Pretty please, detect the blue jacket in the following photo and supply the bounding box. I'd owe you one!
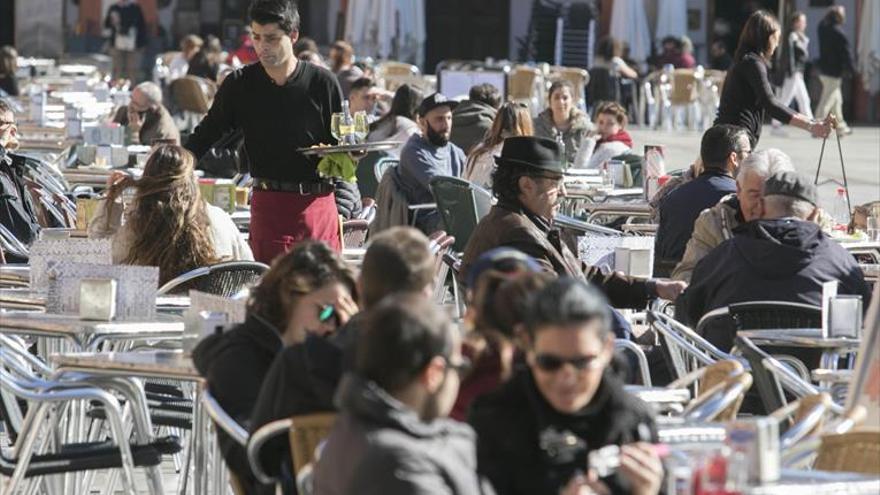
[397,134,465,232]
[654,170,736,273]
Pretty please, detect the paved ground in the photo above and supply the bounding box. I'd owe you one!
[628,125,880,209]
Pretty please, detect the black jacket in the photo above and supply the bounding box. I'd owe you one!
[469,368,656,495]
[715,53,795,146]
[654,169,737,274]
[451,100,497,155]
[0,147,40,261]
[680,218,872,342]
[314,373,492,495]
[818,18,856,78]
[104,2,147,49]
[192,314,283,491]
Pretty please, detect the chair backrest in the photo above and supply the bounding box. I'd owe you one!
[734,334,821,415]
[341,219,369,249]
[682,367,753,422]
[170,76,214,114]
[429,232,456,302]
[288,412,337,476]
[651,311,735,382]
[670,69,698,104]
[374,157,399,184]
[158,260,270,296]
[614,339,652,386]
[377,61,420,79]
[508,66,541,101]
[814,430,880,474]
[429,176,492,252]
[355,151,387,199]
[728,301,821,331]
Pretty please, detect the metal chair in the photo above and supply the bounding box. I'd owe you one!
[669,359,753,422]
[508,65,544,113]
[202,391,249,495]
[429,176,493,252]
[158,260,270,296]
[429,232,457,305]
[650,311,737,383]
[614,339,652,386]
[288,413,337,477]
[769,392,834,451]
[696,301,822,357]
[248,418,293,487]
[373,157,399,184]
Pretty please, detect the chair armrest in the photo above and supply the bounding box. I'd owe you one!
[408,203,437,211]
[248,418,293,485]
[202,391,248,447]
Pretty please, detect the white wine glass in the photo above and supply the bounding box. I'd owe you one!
[330,113,342,142]
[353,111,369,143]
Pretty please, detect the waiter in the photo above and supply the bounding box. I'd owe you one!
[186,0,342,263]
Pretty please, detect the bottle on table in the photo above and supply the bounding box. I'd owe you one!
[832,187,851,230]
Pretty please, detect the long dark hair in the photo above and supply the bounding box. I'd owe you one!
[734,10,781,62]
[370,84,423,134]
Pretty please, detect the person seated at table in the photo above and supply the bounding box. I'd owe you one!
[464,101,533,190]
[87,145,252,284]
[572,101,633,169]
[672,149,795,283]
[187,35,224,82]
[469,278,663,495]
[678,172,871,351]
[0,100,40,260]
[451,83,502,154]
[594,37,639,80]
[248,226,434,488]
[329,40,363,98]
[654,36,695,69]
[167,34,204,80]
[313,294,489,495]
[365,84,422,158]
[451,248,551,420]
[0,46,20,97]
[534,80,591,165]
[192,241,357,492]
[111,81,181,145]
[293,36,319,58]
[461,136,686,310]
[348,77,391,121]
[397,92,466,233]
[653,124,750,277]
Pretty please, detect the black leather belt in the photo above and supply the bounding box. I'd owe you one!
[252,178,335,195]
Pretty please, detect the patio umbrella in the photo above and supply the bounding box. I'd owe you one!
[654,0,688,45]
[857,0,880,93]
[610,0,652,64]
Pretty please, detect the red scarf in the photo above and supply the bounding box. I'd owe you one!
[597,129,633,148]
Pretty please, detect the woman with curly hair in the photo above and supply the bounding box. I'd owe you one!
[88,144,252,284]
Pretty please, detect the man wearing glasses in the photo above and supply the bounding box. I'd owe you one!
[186,0,342,263]
[0,100,40,260]
[461,136,686,310]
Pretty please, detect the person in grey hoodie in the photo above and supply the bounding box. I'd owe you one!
[451,83,502,154]
[313,294,493,495]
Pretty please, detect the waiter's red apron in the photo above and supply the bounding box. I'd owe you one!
[249,189,340,264]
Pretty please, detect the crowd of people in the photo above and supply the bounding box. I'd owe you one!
[0,1,877,494]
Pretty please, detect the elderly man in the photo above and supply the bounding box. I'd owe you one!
[462,136,685,309]
[679,172,871,348]
[653,124,750,276]
[672,149,794,283]
[113,82,180,145]
[397,92,467,233]
[0,100,40,259]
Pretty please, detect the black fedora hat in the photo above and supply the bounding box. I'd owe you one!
[494,136,565,174]
[417,92,459,117]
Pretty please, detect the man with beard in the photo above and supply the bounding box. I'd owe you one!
[398,93,466,233]
[185,0,342,263]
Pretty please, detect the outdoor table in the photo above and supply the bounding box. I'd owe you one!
[656,417,726,445]
[51,351,213,495]
[0,311,183,352]
[738,329,860,371]
[0,289,191,314]
[625,385,690,413]
[744,468,880,495]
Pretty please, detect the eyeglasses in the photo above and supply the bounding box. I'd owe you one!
[533,353,603,372]
[444,356,473,376]
[0,120,14,128]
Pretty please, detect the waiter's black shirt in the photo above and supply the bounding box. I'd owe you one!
[715,52,795,146]
[186,61,342,182]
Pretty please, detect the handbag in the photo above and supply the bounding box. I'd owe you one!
[197,130,243,179]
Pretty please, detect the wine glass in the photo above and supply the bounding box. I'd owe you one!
[330,113,342,142]
[353,111,369,143]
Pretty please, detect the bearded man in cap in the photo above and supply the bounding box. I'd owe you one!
[679,171,871,350]
[397,92,467,233]
[462,136,686,310]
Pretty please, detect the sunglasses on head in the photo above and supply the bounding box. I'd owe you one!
[534,353,602,372]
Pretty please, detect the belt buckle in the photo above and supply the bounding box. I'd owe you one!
[298,183,311,196]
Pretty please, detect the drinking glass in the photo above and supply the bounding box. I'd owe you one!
[353,111,369,142]
[330,113,342,142]
[867,216,880,242]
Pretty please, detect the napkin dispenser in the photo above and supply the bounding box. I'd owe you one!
[614,247,652,278]
[79,278,118,321]
[828,295,862,339]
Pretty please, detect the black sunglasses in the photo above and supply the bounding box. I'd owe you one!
[534,353,602,372]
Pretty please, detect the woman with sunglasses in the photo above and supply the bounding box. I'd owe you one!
[469,278,663,495]
[192,241,357,492]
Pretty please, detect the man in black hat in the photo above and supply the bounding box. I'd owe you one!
[679,171,871,348]
[397,92,467,233]
[462,136,687,309]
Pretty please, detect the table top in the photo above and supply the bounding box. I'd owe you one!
[738,329,861,349]
[51,350,201,381]
[657,417,727,445]
[0,311,184,337]
[298,140,403,155]
[583,201,652,213]
[745,468,880,495]
[0,289,190,312]
[625,385,691,405]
